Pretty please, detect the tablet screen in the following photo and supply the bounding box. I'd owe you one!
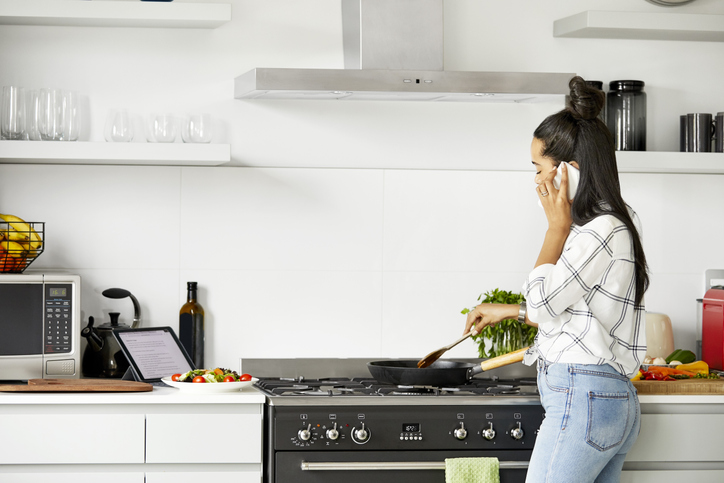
[114,327,194,381]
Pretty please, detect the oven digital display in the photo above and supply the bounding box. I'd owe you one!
[403,423,420,433]
[49,288,67,297]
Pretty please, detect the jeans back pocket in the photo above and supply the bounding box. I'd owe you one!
[586,391,629,451]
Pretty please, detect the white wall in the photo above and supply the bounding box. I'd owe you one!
[1,0,724,368]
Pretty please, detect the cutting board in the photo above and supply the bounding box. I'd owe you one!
[633,378,724,395]
[0,378,152,392]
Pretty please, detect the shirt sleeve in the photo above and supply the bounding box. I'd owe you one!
[523,223,618,323]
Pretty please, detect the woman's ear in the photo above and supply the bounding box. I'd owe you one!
[568,161,580,170]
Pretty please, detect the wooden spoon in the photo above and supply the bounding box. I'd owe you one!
[417,329,478,368]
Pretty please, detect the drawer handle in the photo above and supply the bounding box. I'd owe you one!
[301,461,529,471]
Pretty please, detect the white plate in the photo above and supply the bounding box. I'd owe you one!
[162,377,258,393]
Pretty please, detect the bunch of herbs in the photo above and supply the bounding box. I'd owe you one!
[461,288,537,359]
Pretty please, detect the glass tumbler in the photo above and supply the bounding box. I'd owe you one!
[182,114,214,143]
[25,89,41,141]
[2,86,27,140]
[146,113,178,143]
[606,80,646,151]
[38,88,64,141]
[62,90,81,142]
[104,109,134,142]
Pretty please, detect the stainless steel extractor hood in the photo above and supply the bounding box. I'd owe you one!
[234,0,574,102]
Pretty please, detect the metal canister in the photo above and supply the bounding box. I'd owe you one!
[607,80,646,151]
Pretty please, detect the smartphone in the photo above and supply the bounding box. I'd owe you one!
[552,162,580,199]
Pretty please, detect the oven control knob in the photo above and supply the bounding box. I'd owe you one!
[453,422,468,440]
[510,422,524,440]
[298,424,312,441]
[326,423,339,441]
[482,422,496,441]
[352,423,370,444]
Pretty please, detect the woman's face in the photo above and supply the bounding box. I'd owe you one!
[530,137,558,186]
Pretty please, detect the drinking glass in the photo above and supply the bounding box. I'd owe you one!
[2,86,26,140]
[25,89,41,141]
[104,109,134,142]
[146,113,178,143]
[182,114,214,143]
[38,88,64,141]
[62,90,81,142]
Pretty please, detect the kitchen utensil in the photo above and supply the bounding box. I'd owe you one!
[1,86,26,140]
[417,329,478,368]
[715,112,723,153]
[0,378,152,392]
[632,378,724,395]
[369,346,529,386]
[687,113,714,152]
[104,109,134,142]
[102,287,141,328]
[182,113,214,143]
[80,313,132,378]
[644,312,674,359]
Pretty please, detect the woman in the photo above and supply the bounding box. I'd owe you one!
[464,76,648,483]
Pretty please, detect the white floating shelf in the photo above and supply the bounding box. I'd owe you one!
[554,11,724,42]
[616,151,724,174]
[0,0,231,29]
[0,141,230,166]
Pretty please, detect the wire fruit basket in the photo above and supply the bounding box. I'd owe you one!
[0,221,44,273]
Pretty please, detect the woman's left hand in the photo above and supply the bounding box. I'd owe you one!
[537,163,573,233]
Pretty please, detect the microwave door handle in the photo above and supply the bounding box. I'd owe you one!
[300,461,529,471]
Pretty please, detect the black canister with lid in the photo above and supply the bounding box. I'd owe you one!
[607,80,646,151]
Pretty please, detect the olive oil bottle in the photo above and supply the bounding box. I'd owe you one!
[179,281,204,368]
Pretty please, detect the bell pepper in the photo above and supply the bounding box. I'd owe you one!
[646,366,696,378]
[675,360,709,375]
[631,370,643,381]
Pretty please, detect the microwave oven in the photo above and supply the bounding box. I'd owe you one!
[0,273,81,381]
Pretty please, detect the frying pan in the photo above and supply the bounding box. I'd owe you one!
[367,346,529,386]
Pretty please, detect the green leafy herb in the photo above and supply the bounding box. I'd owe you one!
[461,288,537,359]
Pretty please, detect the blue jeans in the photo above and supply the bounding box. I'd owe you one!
[526,362,641,483]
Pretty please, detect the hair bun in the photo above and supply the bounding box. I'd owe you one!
[566,76,604,121]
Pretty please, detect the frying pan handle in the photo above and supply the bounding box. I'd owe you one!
[468,346,530,377]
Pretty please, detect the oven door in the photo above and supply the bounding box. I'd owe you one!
[276,450,531,483]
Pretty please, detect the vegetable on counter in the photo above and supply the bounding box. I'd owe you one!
[172,368,252,383]
[665,349,696,365]
[675,360,709,375]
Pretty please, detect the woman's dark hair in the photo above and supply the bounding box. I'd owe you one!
[533,76,649,306]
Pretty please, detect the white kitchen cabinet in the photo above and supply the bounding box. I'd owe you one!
[0,0,231,29]
[0,388,265,481]
[554,11,724,42]
[0,413,145,464]
[0,473,144,483]
[621,470,724,483]
[146,411,263,463]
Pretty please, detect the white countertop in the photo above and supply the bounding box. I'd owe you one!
[639,394,724,405]
[0,385,266,405]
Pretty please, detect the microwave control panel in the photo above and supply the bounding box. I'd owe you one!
[44,284,73,354]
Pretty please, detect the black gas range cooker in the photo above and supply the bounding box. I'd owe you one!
[243,358,544,483]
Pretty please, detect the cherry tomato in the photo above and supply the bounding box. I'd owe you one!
[223,375,236,383]
[239,373,252,381]
[192,376,206,383]
[171,374,182,382]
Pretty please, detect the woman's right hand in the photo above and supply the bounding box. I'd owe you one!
[464,303,520,335]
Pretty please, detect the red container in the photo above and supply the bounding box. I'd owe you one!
[702,287,724,370]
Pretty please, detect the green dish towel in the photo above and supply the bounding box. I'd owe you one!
[445,457,500,483]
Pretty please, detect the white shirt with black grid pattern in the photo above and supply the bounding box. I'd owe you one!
[521,213,646,378]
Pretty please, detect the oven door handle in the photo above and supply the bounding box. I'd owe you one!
[301,461,529,471]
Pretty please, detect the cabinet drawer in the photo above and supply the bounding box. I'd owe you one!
[0,473,144,483]
[0,414,145,464]
[145,413,262,463]
[146,470,261,483]
[626,414,724,462]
